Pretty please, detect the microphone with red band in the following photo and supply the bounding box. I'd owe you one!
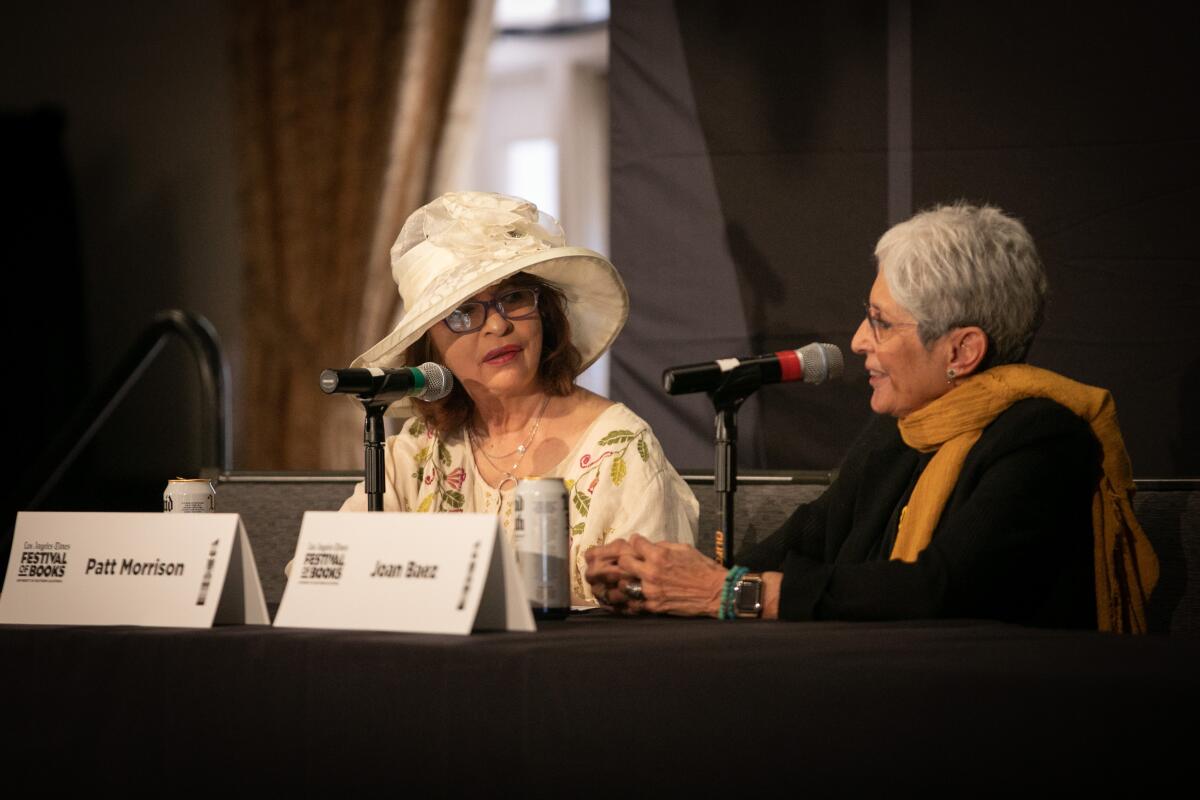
[662,342,844,395]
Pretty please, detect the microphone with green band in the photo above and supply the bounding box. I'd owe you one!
[319,362,454,402]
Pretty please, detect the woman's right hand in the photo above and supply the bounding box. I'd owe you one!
[585,538,642,612]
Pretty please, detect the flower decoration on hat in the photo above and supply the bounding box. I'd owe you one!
[421,191,565,264]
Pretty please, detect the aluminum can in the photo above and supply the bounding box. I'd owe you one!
[163,478,216,513]
[514,477,570,619]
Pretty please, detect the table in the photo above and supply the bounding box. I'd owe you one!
[3,613,1197,792]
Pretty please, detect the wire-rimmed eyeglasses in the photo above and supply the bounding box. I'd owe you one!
[863,302,917,344]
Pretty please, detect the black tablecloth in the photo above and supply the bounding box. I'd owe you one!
[3,614,1198,792]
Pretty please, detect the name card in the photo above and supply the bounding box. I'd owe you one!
[0,512,269,628]
[273,511,534,635]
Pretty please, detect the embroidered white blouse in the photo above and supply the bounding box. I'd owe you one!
[341,403,699,604]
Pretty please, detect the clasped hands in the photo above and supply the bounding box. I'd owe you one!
[584,533,728,617]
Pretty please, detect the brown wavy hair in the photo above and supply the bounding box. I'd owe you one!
[407,272,582,435]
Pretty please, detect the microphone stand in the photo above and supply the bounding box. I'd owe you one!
[708,367,764,566]
[328,368,451,511]
[351,389,413,512]
[362,399,390,512]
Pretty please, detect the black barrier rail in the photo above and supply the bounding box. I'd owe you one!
[15,310,230,510]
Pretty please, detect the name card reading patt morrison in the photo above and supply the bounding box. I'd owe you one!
[0,512,269,628]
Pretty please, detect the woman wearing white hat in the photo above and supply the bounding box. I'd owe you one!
[342,191,698,604]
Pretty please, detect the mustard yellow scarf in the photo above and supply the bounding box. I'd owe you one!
[893,364,1158,633]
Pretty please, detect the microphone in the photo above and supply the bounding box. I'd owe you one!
[662,342,844,395]
[320,362,455,402]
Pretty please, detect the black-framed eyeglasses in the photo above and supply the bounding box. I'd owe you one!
[443,287,541,334]
[863,302,917,344]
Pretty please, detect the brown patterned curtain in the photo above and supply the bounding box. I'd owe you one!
[231,0,475,470]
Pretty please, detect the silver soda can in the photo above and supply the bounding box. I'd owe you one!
[163,478,216,513]
[514,477,570,619]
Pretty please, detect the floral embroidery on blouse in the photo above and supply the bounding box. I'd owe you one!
[564,428,649,537]
[408,418,466,512]
[351,405,696,606]
[403,419,660,550]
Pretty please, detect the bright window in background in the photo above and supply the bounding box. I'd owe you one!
[464,2,610,395]
[495,0,608,28]
[505,138,559,219]
[495,0,557,26]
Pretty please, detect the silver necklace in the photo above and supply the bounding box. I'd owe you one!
[471,394,551,459]
[469,395,551,490]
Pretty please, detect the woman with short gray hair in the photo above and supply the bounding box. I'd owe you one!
[587,203,1159,633]
[876,202,1047,367]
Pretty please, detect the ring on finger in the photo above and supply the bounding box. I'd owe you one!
[625,579,644,601]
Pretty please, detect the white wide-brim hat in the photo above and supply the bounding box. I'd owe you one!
[353,192,629,406]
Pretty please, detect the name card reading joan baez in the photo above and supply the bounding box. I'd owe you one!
[0,512,269,627]
[274,511,534,635]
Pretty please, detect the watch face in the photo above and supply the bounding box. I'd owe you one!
[735,577,763,615]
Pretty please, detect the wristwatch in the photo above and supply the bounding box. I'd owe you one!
[732,572,764,618]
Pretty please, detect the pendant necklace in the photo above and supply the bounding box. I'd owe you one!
[470,394,552,494]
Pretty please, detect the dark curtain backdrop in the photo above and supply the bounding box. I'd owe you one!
[610,0,1200,477]
[1,109,88,582]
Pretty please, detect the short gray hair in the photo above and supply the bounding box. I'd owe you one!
[875,202,1047,366]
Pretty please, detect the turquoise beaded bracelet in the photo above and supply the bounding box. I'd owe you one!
[720,566,749,620]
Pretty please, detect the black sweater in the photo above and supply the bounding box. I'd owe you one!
[738,398,1101,628]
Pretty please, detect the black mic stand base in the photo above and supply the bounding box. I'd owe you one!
[362,401,388,512]
[708,368,763,567]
